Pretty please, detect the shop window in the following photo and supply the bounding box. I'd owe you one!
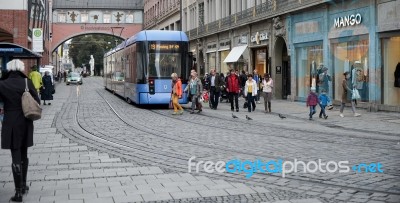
[207,52,216,73]
[382,37,400,106]
[333,39,369,102]
[296,44,323,98]
[220,51,230,75]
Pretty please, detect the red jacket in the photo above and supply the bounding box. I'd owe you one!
[226,74,240,93]
[306,92,319,106]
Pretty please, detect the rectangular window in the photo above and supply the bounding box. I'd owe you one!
[296,44,323,99]
[126,14,134,23]
[58,13,66,23]
[332,39,369,102]
[147,42,182,78]
[207,52,216,73]
[103,14,111,23]
[81,13,88,23]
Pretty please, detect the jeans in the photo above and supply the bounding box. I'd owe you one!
[209,87,220,109]
[190,95,199,111]
[319,104,326,117]
[309,105,316,118]
[247,93,256,112]
[228,92,239,110]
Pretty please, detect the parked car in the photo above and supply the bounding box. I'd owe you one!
[66,72,83,85]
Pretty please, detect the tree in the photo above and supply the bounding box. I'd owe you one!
[69,35,123,76]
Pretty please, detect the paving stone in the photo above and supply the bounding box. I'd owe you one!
[198,189,229,197]
[113,194,143,203]
[141,192,173,201]
[170,191,201,199]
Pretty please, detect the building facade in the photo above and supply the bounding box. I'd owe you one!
[144,0,181,30]
[0,0,50,71]
[183,0,400,111]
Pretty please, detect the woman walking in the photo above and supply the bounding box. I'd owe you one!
[0,59,40,202]
[41,71,53,105]
[244,74,257,112]
[171,73,183,115]
[340,71,361,117]
[261,73,273,113]
[185,72,203,114]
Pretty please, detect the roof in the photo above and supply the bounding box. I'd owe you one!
[125,30,189,47]
[53,0,143,10]
[0,42,42,59]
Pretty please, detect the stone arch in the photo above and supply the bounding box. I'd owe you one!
[273,36,290,99]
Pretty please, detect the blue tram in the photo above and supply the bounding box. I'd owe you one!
[104,30,191,105]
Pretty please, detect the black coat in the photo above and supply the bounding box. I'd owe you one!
[41,75,53,100]
[0,71,40,149]
[207,73,224,92]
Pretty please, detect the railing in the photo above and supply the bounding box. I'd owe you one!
[186,0,323,39]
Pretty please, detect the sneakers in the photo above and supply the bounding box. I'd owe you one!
[172,112,178,115]
[354,113,361,117]
[324,115,328,119]
[339,114,344,118]
[179,110,184,115]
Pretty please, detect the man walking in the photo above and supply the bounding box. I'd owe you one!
[207,69,223,109]
[226,69,241,112]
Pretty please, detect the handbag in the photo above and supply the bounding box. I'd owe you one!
[351,88,361,100]
[51,86,55,94]
[22,78,42,121]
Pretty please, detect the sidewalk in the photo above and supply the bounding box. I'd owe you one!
[183,97,400,138]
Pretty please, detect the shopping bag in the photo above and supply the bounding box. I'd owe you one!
[351,88,361,100]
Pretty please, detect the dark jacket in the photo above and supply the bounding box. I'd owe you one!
[207,73,224,92]
[0,71,40,149]
[306,92,319,106]
[41,75,54,101]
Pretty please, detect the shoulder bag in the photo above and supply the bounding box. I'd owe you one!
[22,78,42,120]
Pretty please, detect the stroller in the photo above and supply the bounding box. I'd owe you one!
[219,84,229,103]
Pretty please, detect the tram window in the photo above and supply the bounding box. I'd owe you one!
[148,53,181,78]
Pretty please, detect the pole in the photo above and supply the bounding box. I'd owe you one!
[179,0,182,31]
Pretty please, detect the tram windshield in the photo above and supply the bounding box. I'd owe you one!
[147,41,182,78]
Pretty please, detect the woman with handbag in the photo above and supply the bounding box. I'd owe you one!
[41,71,53,105]
[185,72,203,114]
[340,71,361,118]
[0,59,40,202]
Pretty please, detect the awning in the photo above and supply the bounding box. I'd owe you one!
[223,45,247,63]
[0,42,42,59]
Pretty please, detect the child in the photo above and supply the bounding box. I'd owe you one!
[306,88,319,120]
[318,89,330,119]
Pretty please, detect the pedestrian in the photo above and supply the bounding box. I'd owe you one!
[318,67,333,110]
[185,72,203,114]
[41,71,54,105]
[207,69,223,110]
[63,71,67,82]
[340,71,361,117]
[171,73,183,115]
[226,69,241,112]
[0,59,40,202]
[262,73,273,113]
[318,89,330,119]
[306,88,319,120]
[253,69,261,104]
[244,74,257,112]
[28,65,42,94]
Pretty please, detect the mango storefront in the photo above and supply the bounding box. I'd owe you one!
[289,1,399,111]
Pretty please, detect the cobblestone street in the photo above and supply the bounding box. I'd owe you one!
[1,77,399,203]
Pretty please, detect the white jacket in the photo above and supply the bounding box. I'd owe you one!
[262,79,273,93]
[244,79,258,96]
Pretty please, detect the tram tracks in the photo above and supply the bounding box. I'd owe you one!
[56,83,400,198]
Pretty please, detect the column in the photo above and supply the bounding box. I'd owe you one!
[204,0,208,24]
[216,0,221,20]
[231,0,236,15]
